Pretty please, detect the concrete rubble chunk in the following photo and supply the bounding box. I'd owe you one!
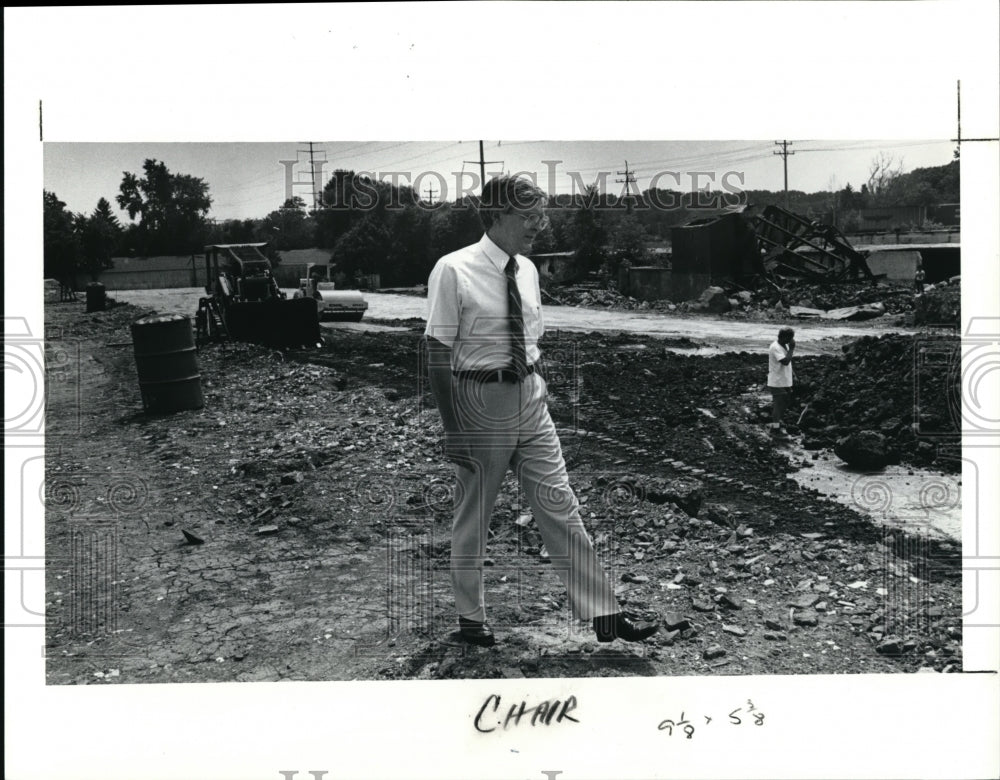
[696,286,732,314]
[663,612,691,631]
[703,502,733,527]
[793,609,819,627]
[876,636,904,655]
[703,644,726,660]
[641,476,704,517]
[834,430,889,470]
[790,593,821,609]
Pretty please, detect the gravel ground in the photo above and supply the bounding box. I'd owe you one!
[43,298,963,684]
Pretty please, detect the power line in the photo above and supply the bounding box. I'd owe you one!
[375,141,463,171]
[561,143,775,175]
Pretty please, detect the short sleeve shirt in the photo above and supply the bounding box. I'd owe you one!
[767,340,793,387]
[425,234,544,371]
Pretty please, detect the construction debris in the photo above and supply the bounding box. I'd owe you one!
[790,302,885,321]
[751,205,875,283]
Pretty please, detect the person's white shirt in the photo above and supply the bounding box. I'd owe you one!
[425,233,543,371]
[767,340,793,387]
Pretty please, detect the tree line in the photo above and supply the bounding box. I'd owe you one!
[44,156,959,289]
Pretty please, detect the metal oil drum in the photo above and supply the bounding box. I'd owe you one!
[86,282,106,312]
[131,314,204,413]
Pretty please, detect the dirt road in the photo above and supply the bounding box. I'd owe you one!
[111,288,917,355]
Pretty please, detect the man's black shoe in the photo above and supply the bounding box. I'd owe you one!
[458,617,496,647]
[593,613,660,643]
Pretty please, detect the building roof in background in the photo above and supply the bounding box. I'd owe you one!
[677,205,748,227]
[531,251,576,258]
[279,248,335,266]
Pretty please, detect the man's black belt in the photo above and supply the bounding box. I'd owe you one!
[453,365,535,383]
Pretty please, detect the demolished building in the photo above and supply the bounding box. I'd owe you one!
[620,204,960,303]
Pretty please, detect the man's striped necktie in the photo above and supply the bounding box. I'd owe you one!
[504,256,529,379]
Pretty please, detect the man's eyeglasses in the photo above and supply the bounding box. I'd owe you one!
[517,213,550,229]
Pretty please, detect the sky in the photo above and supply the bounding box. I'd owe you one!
[44,139,956,222]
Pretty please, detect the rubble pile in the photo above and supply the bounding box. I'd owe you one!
[676,280,923,321]
[795,334,960,471]
[546,285,644,310]
[551,277,941,324]
[913,286,961,326]
[48,299,152,338]
[774,280,919,314]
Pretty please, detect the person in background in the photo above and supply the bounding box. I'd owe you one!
[914,260,926,294]
[767,327,795,437]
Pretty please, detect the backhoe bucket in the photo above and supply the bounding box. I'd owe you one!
[226,297,320,348]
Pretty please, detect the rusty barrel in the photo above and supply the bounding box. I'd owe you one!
[131,314,204,413]
[85,282,106,312]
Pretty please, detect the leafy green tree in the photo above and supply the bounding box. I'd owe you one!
[314,170,367,248]
[384,206,434,286]
[428,199,483,263]
[569,184,607,274]
[607,214,649,269]
[78,198,121,280]
[43,191,83,287]
[262,196,316,250]
[529,224,557,254]
[332,215,392,285]
[117,159,212,254]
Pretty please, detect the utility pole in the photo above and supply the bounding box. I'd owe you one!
[464,140,502,190]
[949,80,998,158]
[616,160,637,213]
[774,140,794,209]
[298,141,327,211]
[424,182,437,205]
[955,80,961,159]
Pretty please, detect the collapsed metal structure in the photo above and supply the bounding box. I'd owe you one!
[750,205,876,283]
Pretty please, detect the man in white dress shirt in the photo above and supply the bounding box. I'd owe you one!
[424,175,659,647]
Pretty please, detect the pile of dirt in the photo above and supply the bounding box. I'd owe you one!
[794,333,960,471]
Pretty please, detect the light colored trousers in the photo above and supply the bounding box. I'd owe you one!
[450,371,617,623]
